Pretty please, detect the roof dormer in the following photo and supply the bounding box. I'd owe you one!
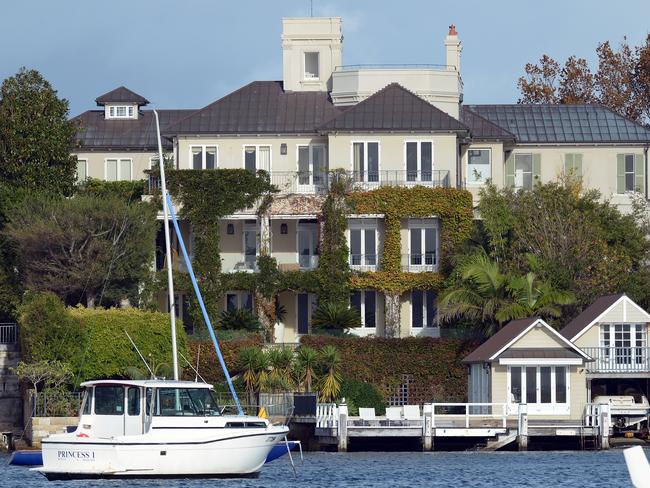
[95,86,149,120]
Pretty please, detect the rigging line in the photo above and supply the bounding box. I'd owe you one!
[125,329,155,379]
[164,191,244,416]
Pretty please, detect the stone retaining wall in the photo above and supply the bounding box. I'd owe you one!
[29,417,78,448]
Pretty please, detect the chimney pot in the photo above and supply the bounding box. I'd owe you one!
[448,24,457,36]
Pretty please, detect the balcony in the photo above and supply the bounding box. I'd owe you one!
[346,170,450,190]
[582,347,650,374]
[350,254,380,272]
[401,253,438,272]
[270,171,329,194]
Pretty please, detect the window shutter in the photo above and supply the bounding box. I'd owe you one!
[617,154,625,194]
[532,153,541,184]
[505,153,515,187]
[564,154,574,174]
[635,154,645,193]
[574,154,582,177]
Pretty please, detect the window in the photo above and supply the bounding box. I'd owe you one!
[508,366,569,407]
[107,105,135,119]
[467,149,491,185]
[127,387,140,416]
[506,153,540,189]
[190,145,218,170]
[81,389,92,415]
[406,141,433,182]
[351,290,376,328]
[297,220,319,269]
[94,386,124,415]
[601,323,647,366]
[411,290,437,328]
[352,142,379,183]
[564,153,582,179]
[304,52,320,79]
[349,219,377,269]
[153,388,221,416]
[298,144,327,187]
[408,219,438,271]
[242,220,258,270]
[226,291,253,312]
[76,159,88,181]
[105,158,132,181]
[617,154,644,193]
[297,293,317,335]
[244,145,271,173]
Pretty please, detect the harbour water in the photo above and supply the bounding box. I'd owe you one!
[1,450,639,487]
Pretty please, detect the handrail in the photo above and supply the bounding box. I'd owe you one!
[335,63,454,71]
[582,347,650,372]
[0,323,17,344]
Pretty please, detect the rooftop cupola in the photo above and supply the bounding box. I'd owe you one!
[95,86,149,120]
[444,24,462,73]
[281,17,343,92]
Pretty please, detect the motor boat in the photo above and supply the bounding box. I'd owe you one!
[624,446,650,488]
[34,111,290,479]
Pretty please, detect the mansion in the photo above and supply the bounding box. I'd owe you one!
[71,17,650,343]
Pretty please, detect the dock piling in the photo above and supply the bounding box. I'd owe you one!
[422,403,433,451]
[599,404,610,450]
[517,403,528,451]
[338,402,348,452]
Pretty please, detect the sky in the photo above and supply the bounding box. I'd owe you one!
[2,0,650,116]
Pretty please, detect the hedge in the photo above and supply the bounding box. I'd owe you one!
[300,336,477,404]
[19,292,188,383]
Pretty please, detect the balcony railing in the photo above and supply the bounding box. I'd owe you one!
[270,171,329,194]
[347,170,450,190]
[401,253,438,272]
[299,255,319,269]
[349,254,380,272]
[582,347,650,373]
[0,323,17,344]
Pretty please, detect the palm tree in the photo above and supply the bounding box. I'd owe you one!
[237,347,268,406]
[311,302,361,335]
[318,346,342,403]
[266,347,295,392]
[499,272,575,323]
[294,346,319,393]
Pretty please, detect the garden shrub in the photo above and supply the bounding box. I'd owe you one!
[340,378,385,416]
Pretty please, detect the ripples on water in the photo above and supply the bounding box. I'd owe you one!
[1,450,637,488]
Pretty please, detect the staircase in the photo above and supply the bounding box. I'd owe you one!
[0,340,22,435]
[483,431,518,451]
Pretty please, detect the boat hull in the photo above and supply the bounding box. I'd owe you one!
[36,425,289,479]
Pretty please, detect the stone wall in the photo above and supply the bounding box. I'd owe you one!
[0,344,22,434]
[28,417,78,448]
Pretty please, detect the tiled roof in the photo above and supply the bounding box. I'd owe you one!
[465,104,650,144]
[560,293,625,340]
[319,83,469,133]
[460,106,515,141]
[73,109,195,151]
[95,86,150,105]
[498,348,582,359]
[166,81,341,135]
[462,317,540,363]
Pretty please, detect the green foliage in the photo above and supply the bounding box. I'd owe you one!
[0,68,77,196]
[340,378,386,416]
[18,293,84,370]
[3,192,158,307]
[220,308,261,331]
[317,345,342,402]
[311,302,361,334]
[12,359,73,392]
[478,181,650,314]
[185,336,263,385]
[295,346,319,393]
[301,336,477,404]
[267,348,295,392]
[75,178,147,202]
[237,346,269,404]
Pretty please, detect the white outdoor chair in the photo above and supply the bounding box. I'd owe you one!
[402,405,421,424]
[358,407,377,426]
[385,407,403,426]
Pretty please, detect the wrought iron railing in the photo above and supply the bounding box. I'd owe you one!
[0,323,17,344]
[346,170,451,189]
[349,254,380,271]
[401,253,438,272]
[270,171,329,194]
[582,347,650,373]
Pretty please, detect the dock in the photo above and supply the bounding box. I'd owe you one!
[313,402,612,451]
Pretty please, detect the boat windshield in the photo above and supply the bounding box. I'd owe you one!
[153,388,221,416]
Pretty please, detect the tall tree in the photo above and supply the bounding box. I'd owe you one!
[558,56,595,104]
[595,39,638,120]
[517,55,560,103]
[3,193,158,307]
[0,68,77,195]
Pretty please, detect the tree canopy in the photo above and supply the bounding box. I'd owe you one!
[517,35,650,124]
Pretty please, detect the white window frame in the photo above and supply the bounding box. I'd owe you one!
[506,365,570,415]
[404,140,435,183]
[189,145,219,170]
[104,158,132,181]
[242,145,272,172]
[242,220,259,272]
[225,291,254,311]
[296,293,317,336]
[348,219,378,270]
[106,104,136,119]
[410,289,438,330]
[296,143,327,189]
[303,51,320,80]
[296,221,319,269]
[623,154,636,193]
[76,159,88,182]
[514,153,533,190]
[407,218,439,272]
[350,289,378,329]
[600,323,647,367]
[466,148,492,186]
[350,141,381,184]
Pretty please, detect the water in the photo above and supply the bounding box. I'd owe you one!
[1,450,636,488]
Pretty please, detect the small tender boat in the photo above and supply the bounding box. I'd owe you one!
[624,446,650,488]
[9,450,43,466]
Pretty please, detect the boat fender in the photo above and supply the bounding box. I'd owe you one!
[76,432,89,438]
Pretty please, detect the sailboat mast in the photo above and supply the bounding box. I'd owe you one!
[154,110,180,381]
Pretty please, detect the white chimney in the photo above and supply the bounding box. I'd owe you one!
[444,24,462,73]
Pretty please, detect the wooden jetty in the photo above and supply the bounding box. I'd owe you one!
[314,402,611,451]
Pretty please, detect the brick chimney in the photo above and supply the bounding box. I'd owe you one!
[444,24,462,73]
